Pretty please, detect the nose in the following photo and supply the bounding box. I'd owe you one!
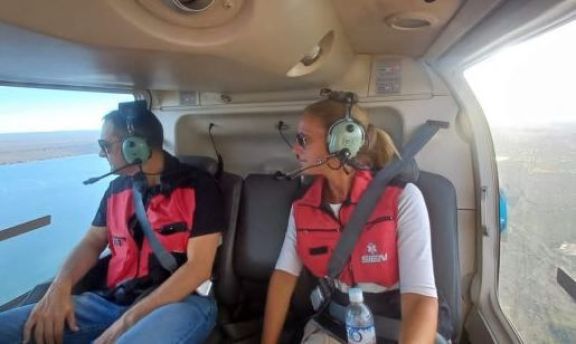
[292,142,303,156]
[98,148,107,158]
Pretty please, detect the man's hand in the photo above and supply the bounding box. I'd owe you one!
[93,315,132,344]
[21,226,107,344]
[22,283,79,344]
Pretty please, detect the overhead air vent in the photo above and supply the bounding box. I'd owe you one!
[300,45,322,67]
[385,12,436,31]
[169,0,216,13]
[287,31,334,78]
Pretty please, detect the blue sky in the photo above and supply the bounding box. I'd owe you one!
[0,87,133,134]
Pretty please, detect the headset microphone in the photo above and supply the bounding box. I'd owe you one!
[274,153,339,180]
[83,162,140,185]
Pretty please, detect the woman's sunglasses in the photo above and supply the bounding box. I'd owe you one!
[296,132,309,148]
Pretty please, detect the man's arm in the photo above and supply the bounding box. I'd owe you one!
[399,293,438,344]
[94,231,221,344]
[23,225,108,344]
[52,225,109,290]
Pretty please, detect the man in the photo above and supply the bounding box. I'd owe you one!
[0,102,224,343]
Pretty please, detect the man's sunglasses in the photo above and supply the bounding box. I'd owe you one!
[98,139,121,153]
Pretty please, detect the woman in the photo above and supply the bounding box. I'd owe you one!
[262,98,440,344]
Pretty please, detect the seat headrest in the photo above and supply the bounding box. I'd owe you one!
[236,174,301,281]
[178,155,219,176]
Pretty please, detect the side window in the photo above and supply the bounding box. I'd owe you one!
[465,21,576,342]
[0,86,133,306]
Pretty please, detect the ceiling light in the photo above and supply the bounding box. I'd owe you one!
[385,13,436,30]
[170,0,215,13]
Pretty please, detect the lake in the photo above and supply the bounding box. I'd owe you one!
[0,154,109,305]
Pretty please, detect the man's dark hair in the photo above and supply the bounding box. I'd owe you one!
[103,108,164,150]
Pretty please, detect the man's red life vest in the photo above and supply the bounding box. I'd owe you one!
[105,187,195,288]
[294,170,403,287]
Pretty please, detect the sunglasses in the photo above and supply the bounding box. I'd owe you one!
[296,132,309,148]
[98,139,121,154]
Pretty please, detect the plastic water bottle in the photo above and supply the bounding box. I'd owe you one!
[345,287,376,344]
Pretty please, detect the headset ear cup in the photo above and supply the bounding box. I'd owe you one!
[327,130,337,155]
[122,136,151,164]
[326,119,365,158]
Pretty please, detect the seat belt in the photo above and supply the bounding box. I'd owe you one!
[318,120,449,343]
[132,184,178,272]
[132,184,214,297]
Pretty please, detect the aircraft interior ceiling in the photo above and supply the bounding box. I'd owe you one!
[0,0,498,92]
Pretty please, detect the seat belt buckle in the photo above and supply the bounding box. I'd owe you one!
[195,279,213,297]
[310,277,335,311]
[310,286,325,311]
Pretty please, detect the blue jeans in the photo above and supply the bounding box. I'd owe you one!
[0,292,217,344]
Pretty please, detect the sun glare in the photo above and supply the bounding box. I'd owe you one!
[465,20,576,127]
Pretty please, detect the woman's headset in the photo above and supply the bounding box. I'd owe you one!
[118,101,152,165]
[323,89,366,159]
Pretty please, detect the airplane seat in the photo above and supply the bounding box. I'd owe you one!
[178,155,221,176]
[234,175,300,310]
[414,171,461,341]
[211,173,304,343]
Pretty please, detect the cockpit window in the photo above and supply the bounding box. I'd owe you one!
[465,19,576,343]
[0,86,133,306]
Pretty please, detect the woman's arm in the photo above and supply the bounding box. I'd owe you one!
[262,207,302,344]
[262,269,299,344]
[396,184,440,343]
[400,293,438,344]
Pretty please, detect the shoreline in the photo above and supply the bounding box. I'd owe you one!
[0,130,100,165]
[0,150,98,165]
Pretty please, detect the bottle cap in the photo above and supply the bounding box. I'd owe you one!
[348,287,364,303]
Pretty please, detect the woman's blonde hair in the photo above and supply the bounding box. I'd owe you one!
[304,99,399,169]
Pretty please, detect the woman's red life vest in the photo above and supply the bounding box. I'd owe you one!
[294,170,403,287]
[105,187,195,288]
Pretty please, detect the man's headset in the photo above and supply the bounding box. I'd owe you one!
[119,100,152,165]
[83,100,152,185]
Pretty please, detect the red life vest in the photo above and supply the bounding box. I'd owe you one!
[294,170,403,287]
[105,187,195,288]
